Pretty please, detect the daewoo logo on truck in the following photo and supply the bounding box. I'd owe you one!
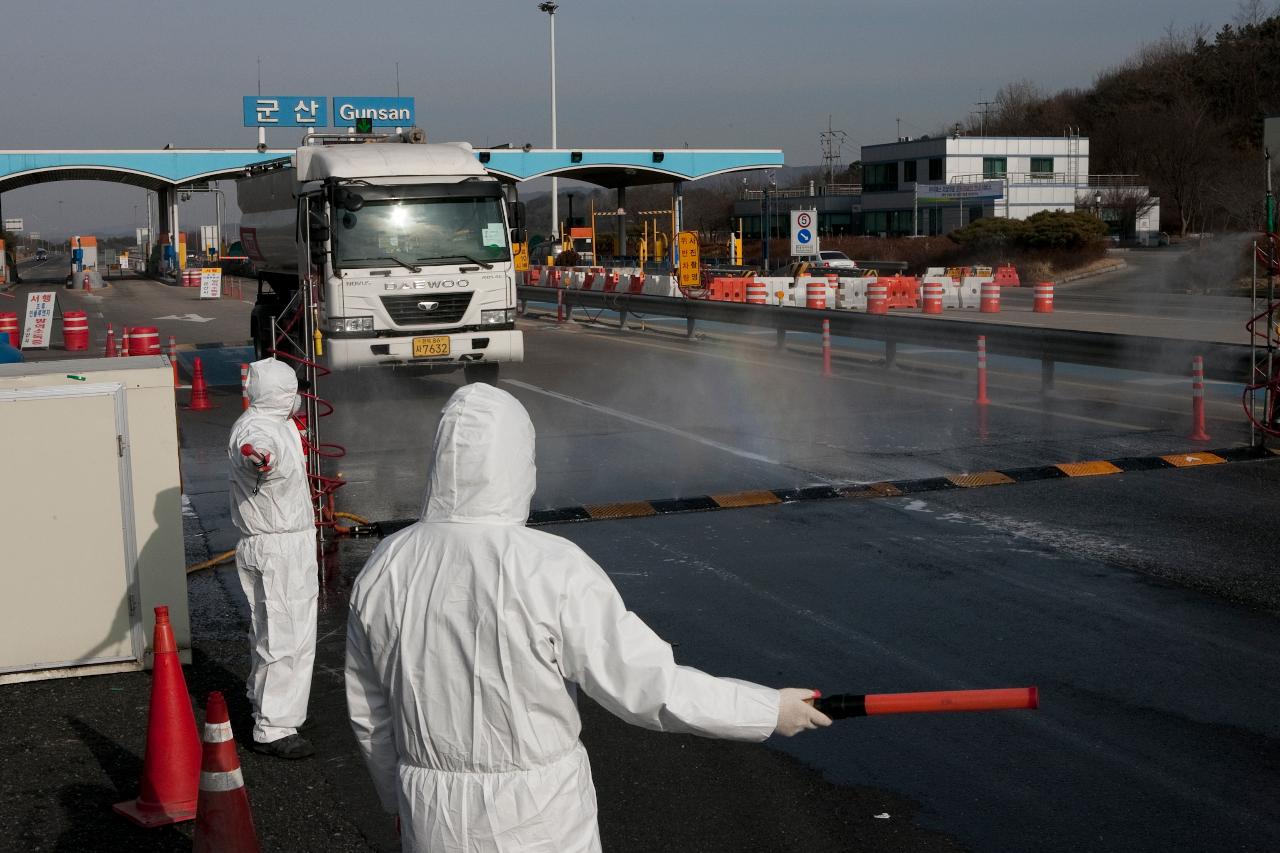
[382,280,470,290]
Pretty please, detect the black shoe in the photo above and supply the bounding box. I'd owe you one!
[249,734,315,759]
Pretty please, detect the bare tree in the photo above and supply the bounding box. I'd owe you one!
[1081,187,1159,239]
[1234,0,1274,28]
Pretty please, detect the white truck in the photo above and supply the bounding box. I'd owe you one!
[238,131,525,383]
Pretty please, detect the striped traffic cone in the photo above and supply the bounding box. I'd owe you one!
[186,357,215,411]
[1190,355,1210,441]
[112,606,201,827]
[104,324,117,358]
[976,335,990,405]
[240,363,250,410]
[168,336,179,387]
[193,692,261,853]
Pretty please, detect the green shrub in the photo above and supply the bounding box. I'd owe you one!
[1022,211,1109,249]
[948,217,1030,250]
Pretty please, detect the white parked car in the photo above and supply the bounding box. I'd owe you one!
[814,250,857,269]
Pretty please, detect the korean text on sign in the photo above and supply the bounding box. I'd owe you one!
[21,291,56,349]
[242,96,329,128]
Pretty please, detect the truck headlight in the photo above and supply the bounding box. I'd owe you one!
[481,309,516,324]
[329,317,374,333]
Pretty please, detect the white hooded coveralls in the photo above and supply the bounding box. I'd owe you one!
[228,358,318,744]
[345,383,780,852]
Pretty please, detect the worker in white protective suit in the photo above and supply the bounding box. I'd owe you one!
[346,383,830,852]
[228,358,318,759]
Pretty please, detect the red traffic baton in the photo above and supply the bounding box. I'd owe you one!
[239,444,267,466]
[813,687,1038,719]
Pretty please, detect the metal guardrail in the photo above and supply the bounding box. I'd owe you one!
[517,286,1251,383]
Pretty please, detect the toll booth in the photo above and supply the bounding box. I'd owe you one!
[0,357,189,682]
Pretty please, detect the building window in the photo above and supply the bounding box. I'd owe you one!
[968,205,984,223]
[903,160,917,183]
[982,157,1007,179]
[1030,156,1054,178]
[863,162,899,192]
[928,158,943,181]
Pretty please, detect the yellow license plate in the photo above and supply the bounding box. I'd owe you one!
[412,336,451,357]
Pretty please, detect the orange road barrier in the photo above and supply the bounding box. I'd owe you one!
[0,312,17,348]
[994,264,1021,287]
[813,687,1038,719]
[746,280,768,305]
[805,278,826,309]
[867,281,888,315]
[1190,355,1210,441]
[113,606,201,827]
[980,281,1001,313]
[922,279,944,314]
[882,275,920,309]
[1034,281,1054,313]
[193,692,262,853]
[977,335,990,405]
[62,310,89,351]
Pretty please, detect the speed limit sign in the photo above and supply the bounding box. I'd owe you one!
[790,209,818,257]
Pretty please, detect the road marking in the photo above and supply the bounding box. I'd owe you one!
[1160,452,1226,468]
[503,378,794,470]
[155,313,216,323]
[563,326,1154,432]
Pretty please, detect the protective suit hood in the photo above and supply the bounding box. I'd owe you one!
[421,383,535,524]
[245,358,298,421]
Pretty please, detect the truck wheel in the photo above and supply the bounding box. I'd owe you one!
[464,363,499,385]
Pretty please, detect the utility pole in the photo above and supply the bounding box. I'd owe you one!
[819,115,848,187]
[538,2,560,241]
[974,99,995,136]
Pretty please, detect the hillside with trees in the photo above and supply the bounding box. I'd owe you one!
[956,2,1280,235]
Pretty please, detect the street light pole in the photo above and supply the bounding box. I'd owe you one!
[538,2,560,242]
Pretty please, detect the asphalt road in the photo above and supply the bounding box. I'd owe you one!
[2,266,1278,851]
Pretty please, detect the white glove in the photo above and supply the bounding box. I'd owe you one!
[774,688,832,736]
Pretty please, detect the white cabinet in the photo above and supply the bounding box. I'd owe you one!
[0,356,189,681]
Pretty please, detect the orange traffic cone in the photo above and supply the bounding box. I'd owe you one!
[193,692,261,853]
[113,606,201,827]
[240,363,250,411]
[121,326,131,357]
[104,324,117,358]
[186,357,215,411]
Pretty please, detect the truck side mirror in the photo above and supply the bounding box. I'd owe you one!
[510,227,527,245]
[508,201,526,229]
[307,213,331,244]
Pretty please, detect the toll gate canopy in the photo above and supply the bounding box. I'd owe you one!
[0,147,784,193]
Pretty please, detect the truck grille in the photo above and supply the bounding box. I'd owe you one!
[380,292,474,326]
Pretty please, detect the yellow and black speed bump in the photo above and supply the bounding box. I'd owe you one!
[357,445,1273,536]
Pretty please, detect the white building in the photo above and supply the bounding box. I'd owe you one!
[859,134,1159,242]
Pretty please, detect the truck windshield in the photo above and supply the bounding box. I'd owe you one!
[335,196,510,269]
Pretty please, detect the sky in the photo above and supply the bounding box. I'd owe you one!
[0,0,1240,238]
